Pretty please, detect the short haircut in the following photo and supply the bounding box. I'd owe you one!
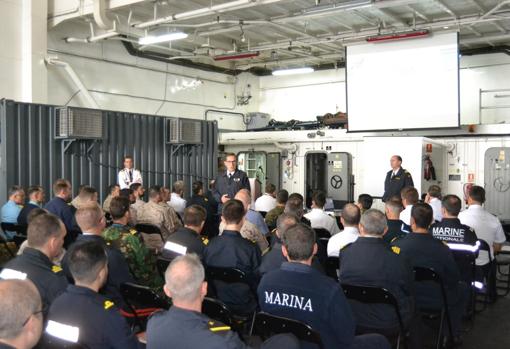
[27,185,43,197]
[312,190,326,208]
[360,209,387,236]
[27,213,63,248]
[67,240,108,284]
[130,183,142,192]
[119,188,133,198]
[288,193,304,203]
[172,181,184,194]
[108,184,120,194]
[276,213,299,238]
[75,204,103,232]
[276,189,289,204]
[53,179,71,195]
[27,208,47,225]
[123,155,133,162]
[428,185,441,199]
[385,197,403,215]
[8,185,24,197]
[342,203,361,226]
[165,254,204,302]
[0,279,41,339]
[411,203,433,229]
[78,186,97,201]
[109,196,131,220]
[284,196,304,217]
[357,194,373,210]
[148,186,161,199]
[469,185,485,204]
[192,181,203,196]
[224,153,236,160]
[265,183,276,194]
[394,155,403,162]
[442,195,462,216]
[282,223,316,261]
[401,187,419,204]
[183,205,206,227]
[222,199,245,225]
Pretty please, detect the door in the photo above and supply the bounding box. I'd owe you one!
[327,152,353,209]
[266,152,281,191]
[484,147,510,221]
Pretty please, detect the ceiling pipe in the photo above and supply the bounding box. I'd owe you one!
[93,0,114,30]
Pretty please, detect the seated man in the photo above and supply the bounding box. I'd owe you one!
[327,204,360,257]
[0,279,44,349]
[425,185,442,222]
[255,183,277,213]
[383,196,410,244]
[102,184,120,214]
[18,186,45,228]
[339,209,414,333]
[393,203,467,342]
[265,189,288,231]
[356,194,373,214]
[238,189,270,236]
[47,241,141,348]
[130,183,145,211]
[304,190,340,235]
[204,199,261,315]
[71,186,98,210]
[1,185,25,239]
[187,181,218,239]
[102,197,158,287]
[163,205,209,260]
[1,213,68,312]
[399,187,419,226]
[147,254,299,349]
[284,194,311,227]
[168,181,187,216]
[258,223,389,349]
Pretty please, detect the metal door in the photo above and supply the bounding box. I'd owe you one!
[327,152,353,209]
[484,147,510,221]
[266,152,281,191]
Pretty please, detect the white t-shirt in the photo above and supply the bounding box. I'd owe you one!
[168,192,186,215]
[254,194,277,212]
[429,197,443,222]
[458,204,506,266]
[400,205,413,226]
[327,227,360,257]
[304,208,341,235]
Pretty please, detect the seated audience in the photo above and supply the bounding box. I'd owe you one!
[120,188,138,225]
[102,184,120,214]
[356,194,373,214]
[168,181,187,216]
[18,186,45,228]
[159,185,184,227]
[1,185,25,239]
[400,187,419,226]
[255,183,277,213]
[304,190,340,235]
[327,204,360,257]
[238,189,269,235]
[425,185,443,222]
[0,279,43,349]
[383,196,410,243]
[47,241,141,348]
[265,189,288,230]
[204,199,261,315]
[284,194,311,226]
[16,208,51,258]
[1,213,68,312]
[147,254,299,349]
[130,183,145,211]
[71,186,98,210]
[187,180,218,239]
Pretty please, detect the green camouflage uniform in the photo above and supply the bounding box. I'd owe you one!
[102,223,162,288]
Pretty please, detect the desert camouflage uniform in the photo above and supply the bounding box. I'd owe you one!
[219,220,269,254]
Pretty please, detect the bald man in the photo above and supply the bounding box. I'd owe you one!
[383,155,414,202]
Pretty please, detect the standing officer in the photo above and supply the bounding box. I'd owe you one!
[213,153,250,211]
[383,155,414,202]
[118,156,143,190]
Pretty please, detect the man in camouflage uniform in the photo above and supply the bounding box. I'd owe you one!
[102,196,161,287]
[265,189,289,231]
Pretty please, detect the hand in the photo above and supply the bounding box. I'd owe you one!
[221,194,230,203]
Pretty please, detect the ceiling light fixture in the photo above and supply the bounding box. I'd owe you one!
[272,67,314,76]
[139,32,188,45]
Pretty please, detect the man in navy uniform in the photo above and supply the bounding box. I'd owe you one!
[46,240,141,348]
[204,199,261,315]
[430,195,478,284]
[187,181,217,238]
[258,223,390,349]
[213,153,250,211]
[383,196,410,244]
[147,254,299,349]
[392,203,467,344]
[0,213,68,313]
[383,155,414,202]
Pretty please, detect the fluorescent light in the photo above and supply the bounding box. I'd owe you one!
[272,67,314,76]
[139,32,188,45]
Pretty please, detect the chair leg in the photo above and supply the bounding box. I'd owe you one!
[436,311,444,349]
[396,332,401,349]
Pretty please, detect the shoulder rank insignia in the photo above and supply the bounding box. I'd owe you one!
[129,229,137,235]
[52,265,63,273]
[208,321,230,333]
[391,246,401,255]
[204,198,209,202]
[201,237,209,245]
[104,300,114,310]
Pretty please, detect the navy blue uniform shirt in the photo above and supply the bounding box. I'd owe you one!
[164,226,206,259]
[213,170,250,209]
[17,202,39,227]
[383,219,410,244]
[258,261,355,349]
[383,168,414,202]
[44,197,81,246]
[47,285,140,349]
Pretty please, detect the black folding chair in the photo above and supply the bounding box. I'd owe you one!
[496,248,510,296]
[325,256,340,281]
[313,228,331,239]
[202,297,234,327]
[448,245,478,318]
[475,239,496,309]
[341,284,406,349]
[413,267,453,349]
[135,223,164,240]
[259,211,268,218]
[156,257,172,278]
[0,234,16,258]
[1,222,27,247]
[250,312,324,349]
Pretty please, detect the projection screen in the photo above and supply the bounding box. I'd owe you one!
[346,32,459,132]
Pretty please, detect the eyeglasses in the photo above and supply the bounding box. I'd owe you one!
[22,307,45,327]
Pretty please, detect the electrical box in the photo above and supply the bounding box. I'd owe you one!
[167,118,202,144]
[246,112,271,130]
[484,147,510,221]
[55,107,104,139]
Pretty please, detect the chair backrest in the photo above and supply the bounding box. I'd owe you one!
[251,312,324,349]
[156,257,172,278]
[135,224,163,237]
[120,282,170,310]
[202,297,234,327]
[259,211,267,218]
[39,333,88,349]
[205,266,249,284]
[325,256,339,281]
[314,228,331,239]
[1,222,25,235]
[477,239,493,263]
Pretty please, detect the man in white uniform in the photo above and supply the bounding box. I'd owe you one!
[425,185,442,222]
[327,203,361,257]
[304,190,340,236]
[255,183,277,213]
[118,156,142,190]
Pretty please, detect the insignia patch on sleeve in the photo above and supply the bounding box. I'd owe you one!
[391,246,401,255]
[104,300,114,310]
[52,265,63,273]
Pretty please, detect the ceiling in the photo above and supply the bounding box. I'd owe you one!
[48,0,510,73]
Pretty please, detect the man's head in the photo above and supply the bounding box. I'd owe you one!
[357,194,373,212]
[75,203,105,234]
[77,186,98,204]
[130,183,144,199]
[234,189,251,211]
[276,213,299,239]
[108,184,120,198]
[163,254,207,308]
[8,185,25,205]
[27,214,66,260]
[390,155,403,170]
[26,208,47,225]
[123,156,133,169]
[427,185,441,200]
[341,203,361,228]
[26,186,44,205]
[468,185,485,205]
[385,196,403,220]
[221,199,245,227]
[148,186,162,203]
[160,186,171,202]
[0,280,43,349]
[276,189,289,206]
[109,197,131,222]
[441,195,462,218]
[284,194,304,218]
[192,181,204,196]
[401,187,419,207]
[223,153,237,173]
[172,181,185,197]
[119,188,135,204]
[183,205,206,233]
[53,179,72,201]
[265,183,276,196]
[282,224,317,263]
[359,209,387,237]
[411,203,433,231]
[311,190,326,209]
[67,240,108,289]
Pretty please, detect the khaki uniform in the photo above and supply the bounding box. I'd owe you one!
[136,201,182,250]
[102,194,113,213]
[219,220,269,254]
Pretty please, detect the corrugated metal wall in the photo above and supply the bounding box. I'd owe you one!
[0,100,218,205]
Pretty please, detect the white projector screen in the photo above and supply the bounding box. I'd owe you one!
[346,32,459,131]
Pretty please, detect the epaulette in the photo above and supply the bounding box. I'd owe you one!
[340,242,354,251]
[52,265,63,273]
[129,229,138,236]
[208,320,231,334]
[391,246,401,255]
[104,300,115,310]
[204,198,209,202]
[201,236,209,245]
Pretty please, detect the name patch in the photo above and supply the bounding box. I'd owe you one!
[264,291,313,312]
